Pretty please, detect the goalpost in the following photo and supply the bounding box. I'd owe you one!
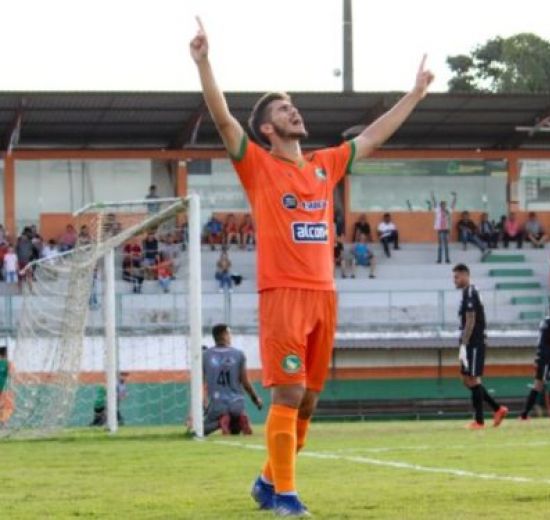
[0,194,204,439]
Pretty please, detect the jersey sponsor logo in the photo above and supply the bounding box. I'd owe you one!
[292,222,329,243]
[314,167,327,181]
[282,354,302,374]
[282,193,298,210]
[301,199,328,211]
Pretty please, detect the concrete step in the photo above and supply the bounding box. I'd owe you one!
[496,281,541,290]
[511,296,544,305]
[489,268,534,277]
[519,310,544,321]
[483,254,526,263]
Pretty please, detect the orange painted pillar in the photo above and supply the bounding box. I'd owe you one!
[176,160,187,198]
[3,154,15,240]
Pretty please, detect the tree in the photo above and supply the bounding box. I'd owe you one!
[447,33,550,93]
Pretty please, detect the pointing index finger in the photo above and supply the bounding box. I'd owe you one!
[419,53,427,72]
[196,16,205,32]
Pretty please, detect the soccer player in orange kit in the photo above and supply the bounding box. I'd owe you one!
[190,17,434,516]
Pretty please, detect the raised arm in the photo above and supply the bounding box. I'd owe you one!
[190,17,244,157]
[353,55,434,161]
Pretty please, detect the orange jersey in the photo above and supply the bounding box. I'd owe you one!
[232,136,355,291]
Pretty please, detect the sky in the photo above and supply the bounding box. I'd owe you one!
[1,0,549,92]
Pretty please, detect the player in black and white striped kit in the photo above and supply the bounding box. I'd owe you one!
[453,264,509,429]
[519,316,550,420]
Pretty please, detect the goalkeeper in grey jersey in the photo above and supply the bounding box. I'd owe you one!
[203,324,263,435]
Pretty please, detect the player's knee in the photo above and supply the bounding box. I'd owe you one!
[272,384,305,409]
[298,391,319,420]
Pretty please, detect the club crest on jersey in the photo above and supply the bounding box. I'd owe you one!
[292,222,328,243]
[282,193,298,210]
[314,167,327,181]
[282,354,302,374]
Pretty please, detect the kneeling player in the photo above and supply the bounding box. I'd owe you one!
[203,324,262,435]
[519,316,550,420]
[453,264,508,429]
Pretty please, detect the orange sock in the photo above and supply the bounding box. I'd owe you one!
[264,404,298,494]
[262,417,311,485]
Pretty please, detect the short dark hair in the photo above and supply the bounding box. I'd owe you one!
[0,346,7,357]
[212,323,229,345]
[453,263,470,274]
[248,92,290,147]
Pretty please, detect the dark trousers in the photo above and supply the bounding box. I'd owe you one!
[437,230,450,263]
[123,273,144,293]
[503,232,523,249]
[459,229,486,252]
[480,232,499,249]
[380,231,399,257]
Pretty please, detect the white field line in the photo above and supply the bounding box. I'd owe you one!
[331,440,550,454]
[213,440,550,485]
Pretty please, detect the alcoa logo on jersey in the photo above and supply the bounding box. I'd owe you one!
[292,222,328,243]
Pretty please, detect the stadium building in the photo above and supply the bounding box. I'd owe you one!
[1,90,550,424]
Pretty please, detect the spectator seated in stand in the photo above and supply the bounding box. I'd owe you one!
[0,224,8,246]
[78,225,92,246]
[204,214,223,250]
[352,233,376,279]
[142,230,159,279]
[456,211,489,259]
[503,213,523,249]
[215,249,233,292]
[103,213,122,238]
[0,241,9,281]
[479,213,499,249]
[224,213,241,247]
[122,246,144,294]
[58,224,78,252]
[334,234,356,279]
[377,213,399,258]
[524,212,548,249]
[41,239,59,263]
[159,233,181,274]
[239,214,255,251]
[353,214,373,242]
[154,252,174,293]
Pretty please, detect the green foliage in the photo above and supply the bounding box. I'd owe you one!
[2,421,550,518]
[447,33,550,93]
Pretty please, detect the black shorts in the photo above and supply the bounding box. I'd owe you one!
[460,344,485,377]
[535,349,550,381]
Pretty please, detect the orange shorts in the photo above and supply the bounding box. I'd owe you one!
[259,288,337,392]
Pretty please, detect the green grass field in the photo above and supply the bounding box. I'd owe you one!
[1,419,550,519]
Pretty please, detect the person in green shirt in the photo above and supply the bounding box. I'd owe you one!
[90,386,107,426]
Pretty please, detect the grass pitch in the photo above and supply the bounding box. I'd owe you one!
[1,419,550,519]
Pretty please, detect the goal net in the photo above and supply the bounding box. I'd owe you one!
[0,195,203,438]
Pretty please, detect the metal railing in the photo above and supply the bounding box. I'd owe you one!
[0,286,545,335]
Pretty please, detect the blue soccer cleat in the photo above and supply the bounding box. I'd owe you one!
[251,476,275,510]
[273,494,311,517]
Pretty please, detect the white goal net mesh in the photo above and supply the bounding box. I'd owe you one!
[0,196,202,438]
